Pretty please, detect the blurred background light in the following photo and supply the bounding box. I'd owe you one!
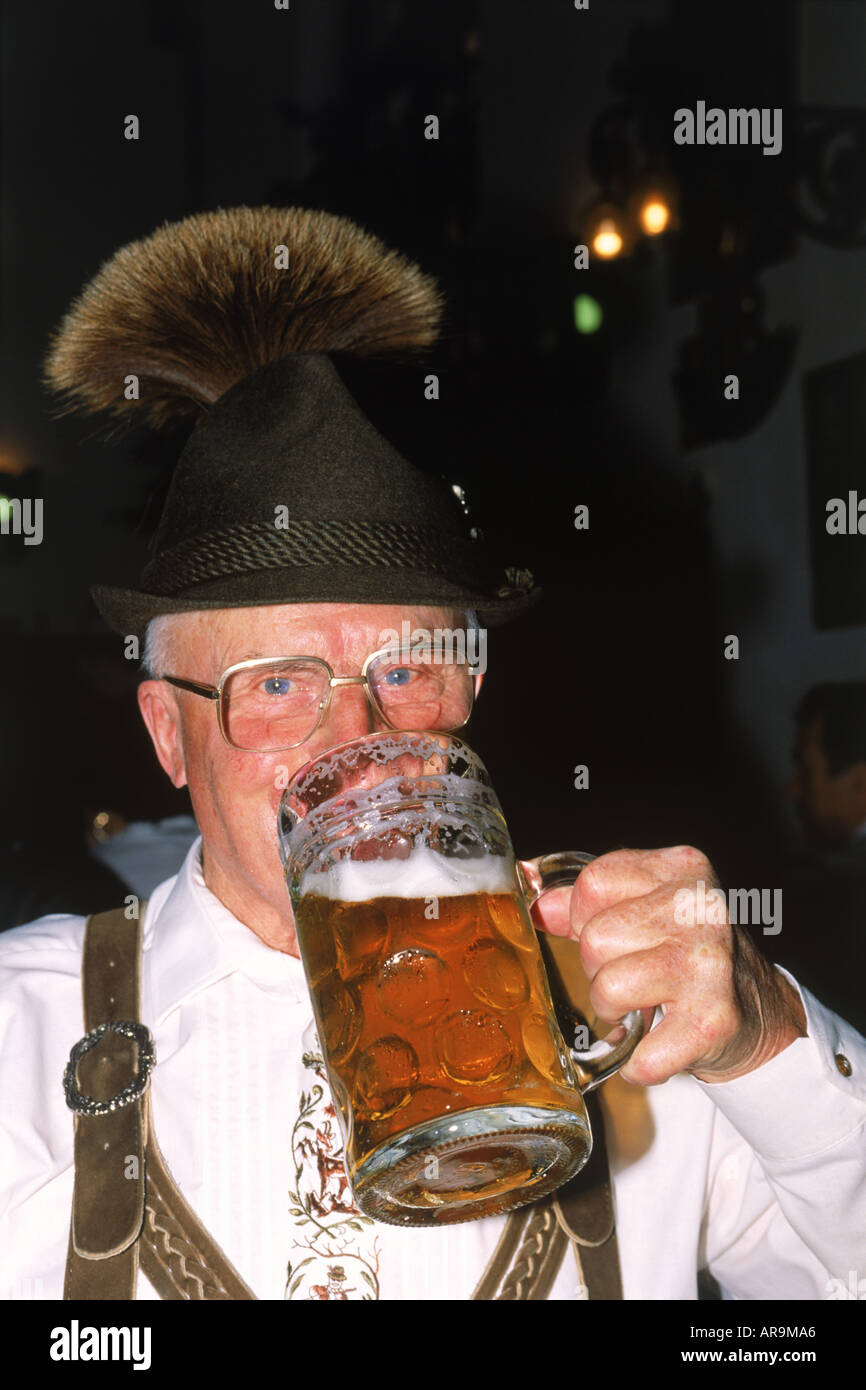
[573,293,603,333]
[591,215,624,259]
[639,196,670,236]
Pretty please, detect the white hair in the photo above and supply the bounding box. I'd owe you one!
[141,613,181,679]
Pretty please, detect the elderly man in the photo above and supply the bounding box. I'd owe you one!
[0,207,863,1301]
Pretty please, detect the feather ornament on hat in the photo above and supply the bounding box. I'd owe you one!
[43,205,443,429]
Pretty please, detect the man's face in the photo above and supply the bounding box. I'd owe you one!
[787,715,866,848]
[138,603,475,952]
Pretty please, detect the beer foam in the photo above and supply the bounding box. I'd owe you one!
[300,844,514,901]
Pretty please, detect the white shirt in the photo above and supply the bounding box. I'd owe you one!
[1,840,864,1301]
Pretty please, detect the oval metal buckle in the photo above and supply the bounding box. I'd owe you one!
[63,1020,155,1116]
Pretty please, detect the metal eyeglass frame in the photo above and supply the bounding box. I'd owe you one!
[160,645,477,752]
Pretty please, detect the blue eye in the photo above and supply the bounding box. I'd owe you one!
[384,668,412,686]
[263,676,293,696]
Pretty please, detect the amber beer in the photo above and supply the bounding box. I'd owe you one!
[281,732,643,1225]
[294,853,583,1192]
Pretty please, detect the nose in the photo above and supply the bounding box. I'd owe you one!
[319,681,384,747]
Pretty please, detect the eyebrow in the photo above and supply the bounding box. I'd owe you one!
[212,639,400,674]
[226,650,327,662]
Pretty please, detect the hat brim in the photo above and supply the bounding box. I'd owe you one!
[93,565,541,640]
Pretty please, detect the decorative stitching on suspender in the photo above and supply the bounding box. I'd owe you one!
[496,1203,560,1300]
[141,1163,235,1301]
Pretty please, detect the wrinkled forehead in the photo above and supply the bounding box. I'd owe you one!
[165,603,471,676]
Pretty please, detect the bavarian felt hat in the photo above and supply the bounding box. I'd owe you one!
[44,206,538,638]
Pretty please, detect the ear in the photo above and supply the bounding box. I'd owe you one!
[474,672,484,700]
[137,680,188,788]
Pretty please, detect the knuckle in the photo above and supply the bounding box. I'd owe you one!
[622,1050,663,1087]
[575,858,607,906]
[669,844,713,877]
[588,962,625,1018]
[579,914,604,958]
[693,1000,738,1049]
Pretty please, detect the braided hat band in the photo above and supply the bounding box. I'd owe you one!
[141,520,488,593]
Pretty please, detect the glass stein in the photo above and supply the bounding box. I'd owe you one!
[278,731,643,1226]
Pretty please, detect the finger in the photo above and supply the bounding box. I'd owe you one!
[615,1007,737,1087]
[575,883,697,971]
[582,1003,657,1049]
[587,946,681,1020]
[570,846,713,935]
[587,932,734,1022]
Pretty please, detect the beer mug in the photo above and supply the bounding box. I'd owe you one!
[278,731,644,1226]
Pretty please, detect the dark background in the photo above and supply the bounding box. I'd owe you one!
[2,0,866,1007]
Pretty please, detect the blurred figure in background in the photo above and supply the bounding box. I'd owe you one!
[87,809,198,900]
[788,683,866,854]
[776,683,866,1033]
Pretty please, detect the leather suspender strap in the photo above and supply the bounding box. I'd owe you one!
[554,1089,623,1300]
[573,1231,623,1301]
[138,1093,256,1300]
[64,906,255,1301]
[543,948,624,1300]
[64,908,146,1299]
[471,1200,570,1300]
[470,1089,622,1301]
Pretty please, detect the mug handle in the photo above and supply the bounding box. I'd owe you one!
[518,850,646,1093]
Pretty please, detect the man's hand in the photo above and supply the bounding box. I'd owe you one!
[526,845,807,1086]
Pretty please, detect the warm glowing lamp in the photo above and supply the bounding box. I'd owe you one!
[639,197,670,235]
[592,217,624,259]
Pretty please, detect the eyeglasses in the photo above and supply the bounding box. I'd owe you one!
[162,644,477,752]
